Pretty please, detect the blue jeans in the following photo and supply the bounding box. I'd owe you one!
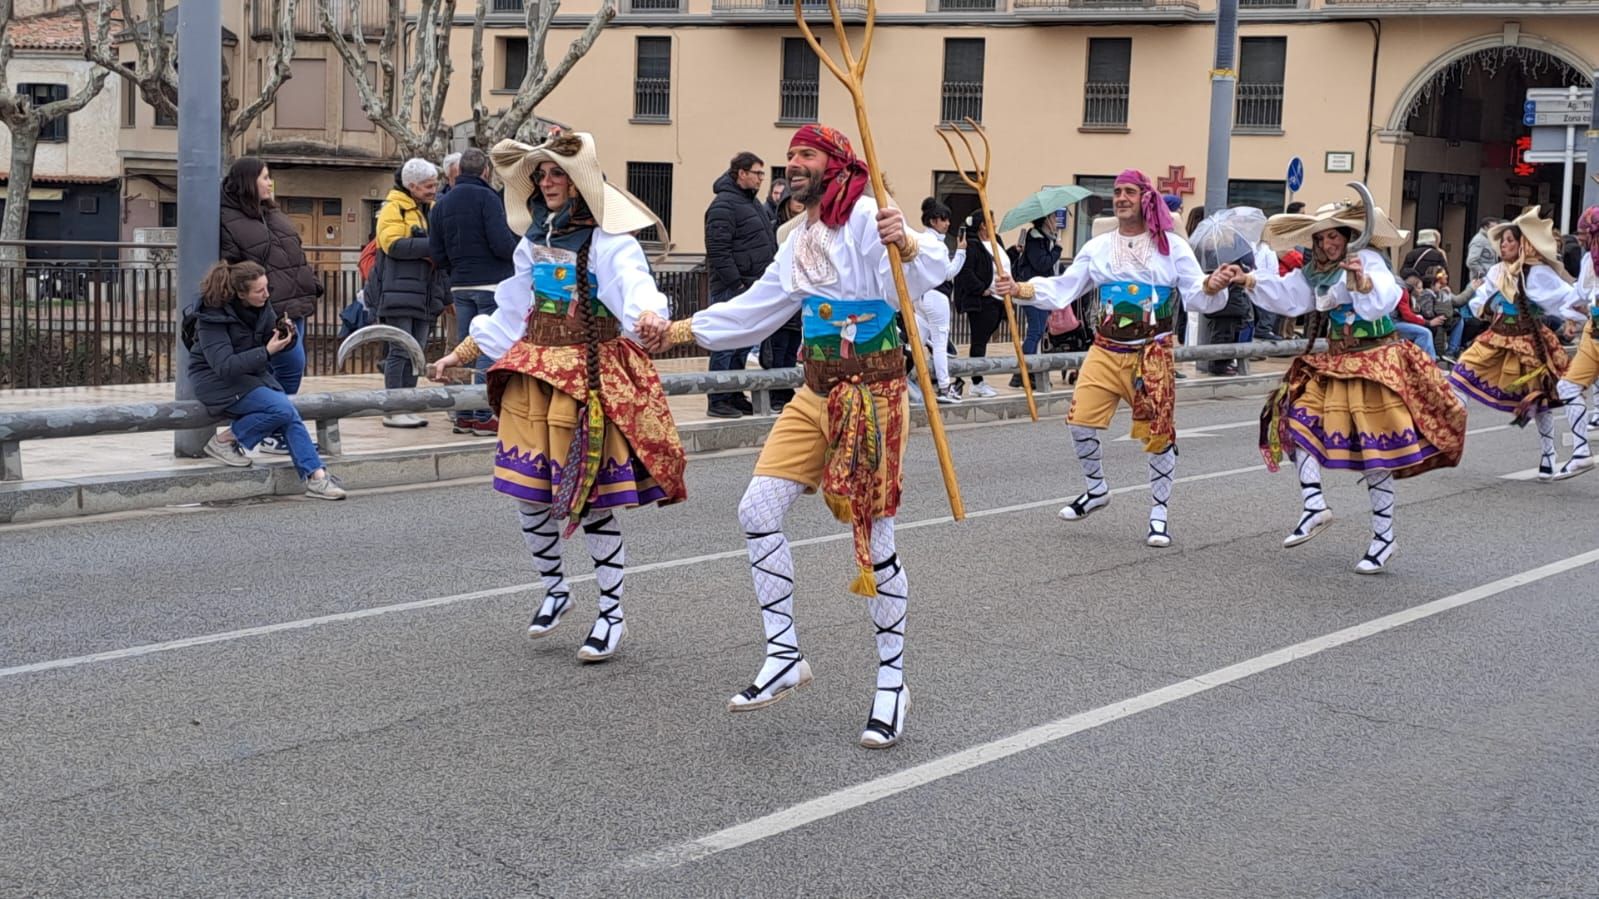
[265,317,307,445]
[453,290,497,422]
[226,386,324,478]
[1021,305,1050,356]
[707,290,752,406]
[1394,321,1437,359]
[1447,317,1465,356]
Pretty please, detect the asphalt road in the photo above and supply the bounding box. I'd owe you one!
[3,391,1597,898]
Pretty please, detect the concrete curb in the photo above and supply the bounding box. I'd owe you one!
[0,372,1281,524]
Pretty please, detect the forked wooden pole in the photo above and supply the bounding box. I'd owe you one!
[935,118,1038,421]
[795,0,965,520]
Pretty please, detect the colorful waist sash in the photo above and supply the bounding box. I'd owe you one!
[801,296,902,393]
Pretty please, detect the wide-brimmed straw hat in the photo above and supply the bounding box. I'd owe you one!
[1263,197,1405,253]
[1491,206,1567,279]
[492,132,666,243]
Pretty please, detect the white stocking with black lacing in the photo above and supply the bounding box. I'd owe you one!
[1146,447,1176,545]
[577,511,625,660]
[519,502,572,635]
[1555,380,1593,478]
[1359,471,1396,573]
[862,516,909,748]
[1061,425,1111,520]
[729,476,810,709]
[1283,451,1334,548]
[1536,409,1557,475]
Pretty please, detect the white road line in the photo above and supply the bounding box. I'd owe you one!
[0,463,1271,681]
[619,546,1599,874]
[1501,469,1543,481]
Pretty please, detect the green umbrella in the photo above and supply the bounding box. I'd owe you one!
[997,185,1094,234]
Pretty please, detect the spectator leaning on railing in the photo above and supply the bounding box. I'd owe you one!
[219,156,323,456]
[186,260,346,500]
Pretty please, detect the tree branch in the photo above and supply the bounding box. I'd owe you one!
[501,0,615,144]
[228,0,299,144]
[469,0,487,147]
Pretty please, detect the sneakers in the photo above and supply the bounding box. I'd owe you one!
[257,436,290,456]
[730,396,756,416]
[203,434,252,468]
[304,473,347,500]
[707,401,744,419]
[452,415,476,435]
[971,383,998,398]
[935,386,962,405]
[469,417,499,437]
[382,413,428,429]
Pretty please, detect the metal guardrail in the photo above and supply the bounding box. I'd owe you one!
[0,340,1312,482]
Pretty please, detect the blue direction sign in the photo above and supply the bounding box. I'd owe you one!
[1286,157,1305,193]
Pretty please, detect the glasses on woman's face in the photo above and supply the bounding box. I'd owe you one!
[537,166,568,184]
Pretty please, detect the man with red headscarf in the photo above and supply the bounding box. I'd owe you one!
[1551,205,1599,479]
[998,169,1234,548]
[647,124,946,749]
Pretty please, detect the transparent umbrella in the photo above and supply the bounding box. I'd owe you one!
[997,185,1094,234]
[1188,206,1268,273]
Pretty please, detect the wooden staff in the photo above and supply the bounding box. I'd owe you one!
[935,118,1038,422]
[794,0,965,520]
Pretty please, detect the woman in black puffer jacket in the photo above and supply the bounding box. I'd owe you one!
[219,156,322,453]
[187,260,345,500]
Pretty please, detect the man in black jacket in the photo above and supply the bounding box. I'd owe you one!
[704,151,778,418]
[430,147,519,435]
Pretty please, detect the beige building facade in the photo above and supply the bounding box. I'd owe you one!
[444,0,1598,281]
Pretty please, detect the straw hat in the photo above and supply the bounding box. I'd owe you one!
[1491,206,1566,277]
[491,132,666,243]
[1263,197,1405,253]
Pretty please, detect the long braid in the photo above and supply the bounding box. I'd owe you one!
[574,236,601,394]
[1514,265,1561,417]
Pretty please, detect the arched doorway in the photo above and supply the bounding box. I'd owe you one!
[1391,38,1591,281]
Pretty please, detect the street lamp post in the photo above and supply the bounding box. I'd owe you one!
[1192,0,1239,354]
[173,0,223,458]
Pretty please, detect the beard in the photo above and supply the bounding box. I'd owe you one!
[787,166,826,204]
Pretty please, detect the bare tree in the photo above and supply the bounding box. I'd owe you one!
[0,0,113,253]
[79,0,301,160]
[322,0,457,161]
[469,0,615,147]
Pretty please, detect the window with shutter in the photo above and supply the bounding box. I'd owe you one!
[1235,37,1285,131]
[779,38,819,124]
[940,39,984,125]
[626,162,673,244]
[634,37,672,121]
[20,84,71,142]
[1083,38,1131,127]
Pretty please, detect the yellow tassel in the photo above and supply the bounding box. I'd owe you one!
[1508,366,1547,390]
[850,566,878,598]
[823,491,853,526]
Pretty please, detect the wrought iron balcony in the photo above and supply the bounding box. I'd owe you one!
[626,0,685,9]
[1234,82,1284,132]
[1012,0,1198,12]
[940,81,983,126]
[937,0,1004,10]
[252,0,388,38]
[1239,0,1299,7]
[779,79,819,124]
[710,0,867,16]
[633,77,671,121]
[1082,81,1129,127]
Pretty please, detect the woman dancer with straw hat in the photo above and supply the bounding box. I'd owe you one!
[1243,192,1465,573]
[430,132,688,662]
[1448,206,1586,481]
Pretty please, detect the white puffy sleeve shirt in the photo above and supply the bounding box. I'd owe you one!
[689,195,948,352]
[469,230,670,361]
[1249,248,1400,321]
[1465,262,1586,322]
[1014,232,1228,315]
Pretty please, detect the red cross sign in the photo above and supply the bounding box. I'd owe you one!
[1157,165,1195,197]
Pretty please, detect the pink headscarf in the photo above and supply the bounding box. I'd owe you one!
[1578,205,1599,277]
[1115,169,1174,256]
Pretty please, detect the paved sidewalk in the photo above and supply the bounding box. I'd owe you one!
[3,348,1290,485]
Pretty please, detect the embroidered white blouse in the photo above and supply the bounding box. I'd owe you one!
[689,196,949,352]
[1012,229,1228,331]
[1461,262,1586,322]
[1249,248,1401,321]
[469,229,670,361]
